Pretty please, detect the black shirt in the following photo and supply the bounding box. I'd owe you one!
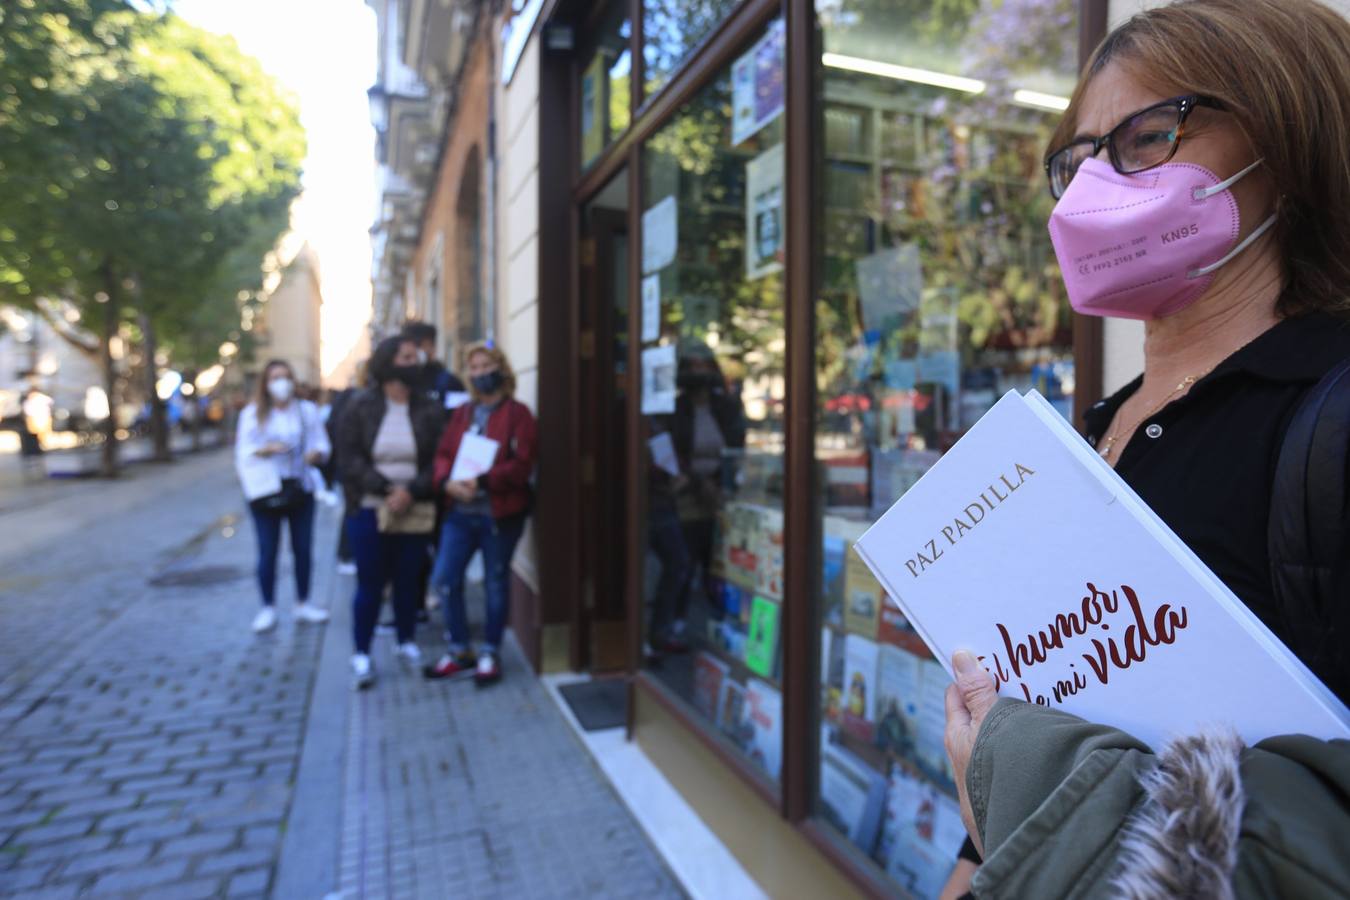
[1083,312,1350,683]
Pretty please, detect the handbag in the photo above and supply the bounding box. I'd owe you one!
[250,477,307,514]
[378,500,437,534]
[248,406,312,514]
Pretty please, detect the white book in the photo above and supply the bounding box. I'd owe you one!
[854,390,1350,747]
[449,433,500,482]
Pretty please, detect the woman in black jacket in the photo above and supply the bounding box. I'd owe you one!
[337,336,445,689]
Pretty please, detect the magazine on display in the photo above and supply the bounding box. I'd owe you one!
[853,391,1350,746]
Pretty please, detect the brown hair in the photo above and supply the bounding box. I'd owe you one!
[1050,0,1350,317]
[463,342,517,400]
[254,359,295,423]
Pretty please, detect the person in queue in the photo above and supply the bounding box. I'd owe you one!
[943,1,1350,896]
[649,341,746,654]
[423,343,537,686]
[336,336,445,689]
[234,360,331,633]
[401,320,467,407]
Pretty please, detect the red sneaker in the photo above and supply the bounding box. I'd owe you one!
[422,652,477,680]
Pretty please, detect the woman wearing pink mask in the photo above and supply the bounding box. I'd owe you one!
[941,2,1350,897]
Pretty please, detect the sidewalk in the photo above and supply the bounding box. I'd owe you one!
[278,512,687,900]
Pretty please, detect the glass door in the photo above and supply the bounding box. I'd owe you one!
[579,170,632,670]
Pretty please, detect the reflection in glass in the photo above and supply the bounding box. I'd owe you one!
[640,20,786,787]
[642,0,740,96]
[812,1,1079,896]
[580,2,632,171]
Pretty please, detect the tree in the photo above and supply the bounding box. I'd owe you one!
[0,4,303,472]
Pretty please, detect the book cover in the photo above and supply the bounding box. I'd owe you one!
[722,502,762,590]
[844,547,885,639]
[819,732,889,850]
[879,766,968,900]
[755,507,785,600]
[874,644,924,756]
[745,595,781,678]
[854,391,1350,745]
[745,679,783,780]
[843,634,881,723]
[693,652,730,720]
[717,679,749,747]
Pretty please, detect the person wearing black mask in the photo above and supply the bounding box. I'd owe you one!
[424,343,537,685]
[401,321,467,408]
[336,336,445,689]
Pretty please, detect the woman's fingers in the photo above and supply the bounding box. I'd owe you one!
[953,650,998,726]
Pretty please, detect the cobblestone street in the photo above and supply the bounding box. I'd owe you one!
[0,451,683,899]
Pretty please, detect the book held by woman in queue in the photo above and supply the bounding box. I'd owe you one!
[853,391,1350,747]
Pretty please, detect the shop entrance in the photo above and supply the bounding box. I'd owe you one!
[577,170,631,671]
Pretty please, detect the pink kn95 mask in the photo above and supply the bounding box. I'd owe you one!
[1048,157,1276,320]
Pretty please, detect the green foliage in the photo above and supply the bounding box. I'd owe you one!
[0,1,304,369]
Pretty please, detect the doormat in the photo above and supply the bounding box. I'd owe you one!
[559,679,627,731]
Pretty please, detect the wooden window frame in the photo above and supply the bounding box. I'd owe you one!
[543,0,1112,895]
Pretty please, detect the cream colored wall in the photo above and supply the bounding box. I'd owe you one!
[264,259,323,386]
[496,34,541,592]
[1098,0,1348,393]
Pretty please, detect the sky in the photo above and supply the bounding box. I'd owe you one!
[173,0,378,384]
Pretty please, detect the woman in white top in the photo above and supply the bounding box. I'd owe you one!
[234,360,332,633]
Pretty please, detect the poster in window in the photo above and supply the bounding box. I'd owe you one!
[640,344,677,414]
[641,195,678,274]
[731,20,786,146]
[745,143,785,280]
[641,274,661,342]
[580,53,606,166]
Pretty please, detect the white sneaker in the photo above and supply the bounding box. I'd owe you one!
[251,607,278,633]
[336,561,357,576]
[295,602,330,624]
[351,653,375,690]
[396,642,422,667]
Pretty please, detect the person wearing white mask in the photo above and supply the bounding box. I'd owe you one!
[235,360,332,633]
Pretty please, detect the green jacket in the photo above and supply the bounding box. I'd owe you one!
[968,698,1350,899]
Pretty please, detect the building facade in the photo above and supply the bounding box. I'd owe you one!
[254,242,324,386]
[368,0,1350,896]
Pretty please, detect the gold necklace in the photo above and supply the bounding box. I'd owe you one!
[1098,375,1198,462]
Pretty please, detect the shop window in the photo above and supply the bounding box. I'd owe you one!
[639,18,787,787]
[812,1,1078,895]
[579,1,632,171]
[642,0,742,96]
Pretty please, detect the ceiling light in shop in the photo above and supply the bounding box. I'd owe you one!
[821,52,986,94]
[1012,89,1071,111]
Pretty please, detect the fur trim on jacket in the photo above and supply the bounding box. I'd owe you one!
[1112,731,1247,900]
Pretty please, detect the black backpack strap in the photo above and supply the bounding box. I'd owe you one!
[1269,357,1350,696]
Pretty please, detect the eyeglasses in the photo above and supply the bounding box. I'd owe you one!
[1044,95,1224,199]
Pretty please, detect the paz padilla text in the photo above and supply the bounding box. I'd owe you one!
[903,462,1036,579]
[979,583,1190,708]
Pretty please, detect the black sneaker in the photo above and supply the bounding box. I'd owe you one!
[474,652,501,686]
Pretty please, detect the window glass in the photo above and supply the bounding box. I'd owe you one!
[580,2,632,170]
[813,1,1079,895]
[640,19,787,787]
[642,0,742,96]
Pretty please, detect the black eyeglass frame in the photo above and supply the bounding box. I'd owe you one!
[1043,94,1225,199]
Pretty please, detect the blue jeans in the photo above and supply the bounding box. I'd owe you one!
[249,493,315,607]
[648,502,692,641]
[347,509,432,654]
[432,510,525,653]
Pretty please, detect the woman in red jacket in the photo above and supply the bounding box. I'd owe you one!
[423,343,537,685]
